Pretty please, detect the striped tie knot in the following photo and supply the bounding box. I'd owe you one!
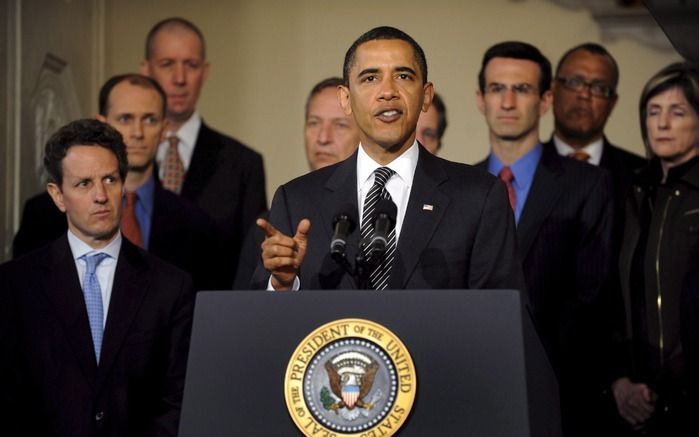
[373,167,395,188]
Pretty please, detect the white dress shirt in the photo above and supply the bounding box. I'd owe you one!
[553,135,603,166]
[356,140,418,242]
[156,112,202,178]
[68,230,122,327]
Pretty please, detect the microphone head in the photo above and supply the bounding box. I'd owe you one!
[374,198,397,228]
[332,211,355,234]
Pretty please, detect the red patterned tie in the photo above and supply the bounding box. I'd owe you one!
[498,166,516,213]
[121,191,144,248]
[162,135,185,193]
[568,151,591,162]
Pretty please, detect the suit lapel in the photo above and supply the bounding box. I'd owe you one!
[96,239,149,389]
[392,148,449,288]
[321,153,361,288]
[181,122,222,200]
[517,146,565,259]
[41,236,99,387]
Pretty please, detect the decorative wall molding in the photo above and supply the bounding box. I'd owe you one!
[3,0,21,259]
[27,53,82,189]
[548,0,672,51]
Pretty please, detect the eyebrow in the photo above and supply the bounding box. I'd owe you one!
[356,66,418,78]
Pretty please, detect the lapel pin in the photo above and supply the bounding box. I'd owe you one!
[422,204,434,211]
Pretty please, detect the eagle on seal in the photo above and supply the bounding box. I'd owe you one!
[325,354,379,411]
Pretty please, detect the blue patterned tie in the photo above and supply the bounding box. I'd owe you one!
[361,167,396,290]
[81,252,109,363]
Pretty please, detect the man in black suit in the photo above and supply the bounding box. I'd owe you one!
[13,73,220,290]
[140,17,267,287]
[253,26,523,293]
[547,43,646,241]
[474,41,614,436]
[0,118,194,436]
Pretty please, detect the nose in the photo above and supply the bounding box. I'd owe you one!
[173,63,186,85]
[577,84,592,100]
[657,110,670,130]
[378,77,398,100]
[132,120,144,138]
[501,88,516,109]
[317,122,333,145]
[94,182,108,203]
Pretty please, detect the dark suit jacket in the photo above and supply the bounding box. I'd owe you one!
[0,235,194,436]
[478,144,614,377]
[543,136,646,251]
[251,145,525,291]
[13,182,220,290]
[180,122,267,286]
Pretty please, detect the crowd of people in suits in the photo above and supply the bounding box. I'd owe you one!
[0,16,697,437]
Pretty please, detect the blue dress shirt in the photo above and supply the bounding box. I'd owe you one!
[122,174,155,248]
[487,143,543,224]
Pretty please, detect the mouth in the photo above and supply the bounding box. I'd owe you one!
[375,108,402,122]
[93,209,111,217]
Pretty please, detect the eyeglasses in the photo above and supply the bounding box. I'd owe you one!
[555,76,615,99]
[485,83,539,96]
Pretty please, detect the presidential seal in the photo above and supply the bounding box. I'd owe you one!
[285,319,416,437]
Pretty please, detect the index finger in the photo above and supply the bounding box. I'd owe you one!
[257,217,280,238]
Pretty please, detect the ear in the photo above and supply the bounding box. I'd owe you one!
[338,85,352,116]
[160,118,170,142]
[139,60,150,76]
[95,114,107,123]
[202,61,211,82]
[421,82,434,112]
[539,89,553,117]
[608,94,619,114]
[46,183,67,213]
[475,89,486,115]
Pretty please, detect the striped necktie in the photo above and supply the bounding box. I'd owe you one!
[360,167,396,290]
[81,252,110,363]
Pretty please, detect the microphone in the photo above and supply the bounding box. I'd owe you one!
[368,198,397,259]
[330,208,355,260]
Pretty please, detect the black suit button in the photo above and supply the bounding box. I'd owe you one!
[95,411,104,421]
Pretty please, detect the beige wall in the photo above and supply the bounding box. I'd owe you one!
[106,0,681,205]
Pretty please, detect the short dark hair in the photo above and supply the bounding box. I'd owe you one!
[639,62,699,152]
[98,73,167,117]
[305,77,343,119]
[145,17,206,60]
[478,41,551,96]
[555,42,619,90]
[44,119,128,186]
[343,26,427,86]
[431,92,448,142]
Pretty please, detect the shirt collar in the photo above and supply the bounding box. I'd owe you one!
[168,111,201,148]
[553,135,604,166]
[67,229,122,261]
[357,140,419,188]
[488,142,542,189]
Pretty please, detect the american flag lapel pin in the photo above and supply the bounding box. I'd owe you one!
[422,204,434,211]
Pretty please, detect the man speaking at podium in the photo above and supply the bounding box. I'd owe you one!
[253,26,524,292]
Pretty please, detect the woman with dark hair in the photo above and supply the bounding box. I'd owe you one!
[613,62,699,435]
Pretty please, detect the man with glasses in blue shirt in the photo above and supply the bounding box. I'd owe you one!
[475,41,614,437]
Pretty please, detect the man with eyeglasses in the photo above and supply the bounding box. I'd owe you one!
[474,41,614,437]
[548,42,646,245]
[547,42,648,436]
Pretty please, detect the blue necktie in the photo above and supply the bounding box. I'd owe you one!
[81,252,109,363]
